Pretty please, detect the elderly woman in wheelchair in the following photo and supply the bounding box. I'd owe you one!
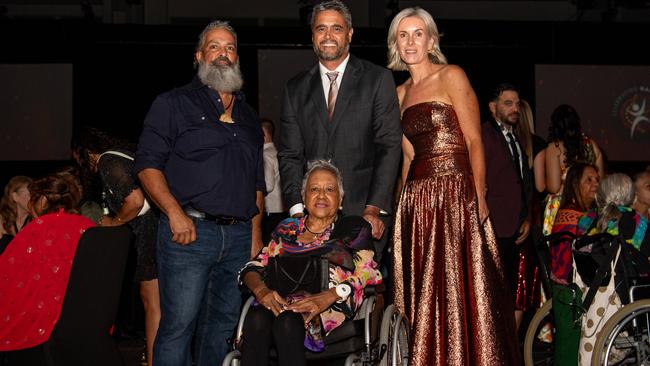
[237,160,381,366]
[526,172,650,365]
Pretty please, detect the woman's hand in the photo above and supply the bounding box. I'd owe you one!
[286,288,339,324]
[478,196,490,224]
[254,287,287,316]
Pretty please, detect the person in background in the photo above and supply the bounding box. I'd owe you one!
[549,163,599,366]
[511,99,547,329]
[260,118,286,244]
[550,163,599,283]
[574,173,649,364]
[74,126,160,366]
[516,99,547,194]
[483,83,533,316]
[633,169,650,221]
[0,173,95,352]
[0,175,33,237]
[543,104,604,235]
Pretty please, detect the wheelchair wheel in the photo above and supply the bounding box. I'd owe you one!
[379,305,409,366]
[523,300,554,365]
[344,353,362,366]
[591,299,650,365]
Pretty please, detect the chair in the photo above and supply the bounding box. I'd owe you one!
[222,285,410,366]
[45,225,133,365]
[3,225,133,365]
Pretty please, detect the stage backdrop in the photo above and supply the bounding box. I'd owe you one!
[0,64,73,161]
[535,65,650,162]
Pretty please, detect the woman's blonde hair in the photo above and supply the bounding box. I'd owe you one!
[387,7,447,71]
[514,99,535,169]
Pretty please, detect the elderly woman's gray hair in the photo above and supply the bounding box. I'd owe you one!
[595,173,635,232]
[301,160,345,199]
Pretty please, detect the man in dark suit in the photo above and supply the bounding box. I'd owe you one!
[482,83,533,299]
[278,0,401,259]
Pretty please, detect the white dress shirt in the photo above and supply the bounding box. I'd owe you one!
[263,142,284,214]
[289,55,351,217]
[497,121,524,178]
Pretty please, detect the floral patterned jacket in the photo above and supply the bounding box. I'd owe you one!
[239,215,382,336]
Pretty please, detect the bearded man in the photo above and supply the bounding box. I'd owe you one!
[482,82,533,306]
[278,0,401,263]
[135,20,265,366]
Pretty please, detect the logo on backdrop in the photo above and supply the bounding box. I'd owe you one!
[612,86,650,139]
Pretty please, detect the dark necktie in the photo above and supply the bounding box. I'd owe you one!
[326,71,339,120]
[506,132,522,179]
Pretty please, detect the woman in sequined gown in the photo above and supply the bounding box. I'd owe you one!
[387,8,519,365]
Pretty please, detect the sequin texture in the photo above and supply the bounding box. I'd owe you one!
[392,101,520,365]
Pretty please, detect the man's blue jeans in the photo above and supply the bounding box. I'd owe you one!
[153,214,250,366]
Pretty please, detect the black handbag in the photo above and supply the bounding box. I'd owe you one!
[266,254,330,298]
[573,233,617,286]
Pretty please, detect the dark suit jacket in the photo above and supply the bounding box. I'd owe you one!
[482,119,533,238]
[278,55,402,216]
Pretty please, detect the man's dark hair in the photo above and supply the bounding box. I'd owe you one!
[310,0,352,29]
[491,82,519,102]
[260,118,275,137]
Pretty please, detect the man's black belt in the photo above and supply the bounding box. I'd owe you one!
[184,207,239,225]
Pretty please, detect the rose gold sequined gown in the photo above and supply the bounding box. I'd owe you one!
[392,101,520,365]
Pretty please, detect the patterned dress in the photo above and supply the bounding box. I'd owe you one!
[550,208,593,281]
[574,206,649,364]
[240,216,381,350]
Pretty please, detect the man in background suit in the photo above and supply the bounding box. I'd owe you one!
[482,82,533,300]
[278,0,401,260]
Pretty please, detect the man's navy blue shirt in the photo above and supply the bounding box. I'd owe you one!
[135,77,265,220]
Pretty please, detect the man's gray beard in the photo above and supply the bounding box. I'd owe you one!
[313,42,349,62]
[197,60,244,93]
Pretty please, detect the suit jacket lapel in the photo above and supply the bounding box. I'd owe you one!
[329,55,360,137]
[490,120,521,176]
[307,66,329,131]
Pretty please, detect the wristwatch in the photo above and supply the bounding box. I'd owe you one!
[335,283,353,302]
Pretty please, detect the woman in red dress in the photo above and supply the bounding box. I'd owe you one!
[0,173,95,351]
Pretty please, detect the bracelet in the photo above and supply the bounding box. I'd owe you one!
[98,215,105,225]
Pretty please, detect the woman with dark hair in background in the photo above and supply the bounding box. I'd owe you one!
[0,173,95,351]
[550,163,599,283]
[543,104,604,235]
[549,162,599,366]
[0,176,33,248]
[74,126,160,366]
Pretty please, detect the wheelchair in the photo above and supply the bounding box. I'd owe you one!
[524,232,650,366]
[222,286,410,366]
